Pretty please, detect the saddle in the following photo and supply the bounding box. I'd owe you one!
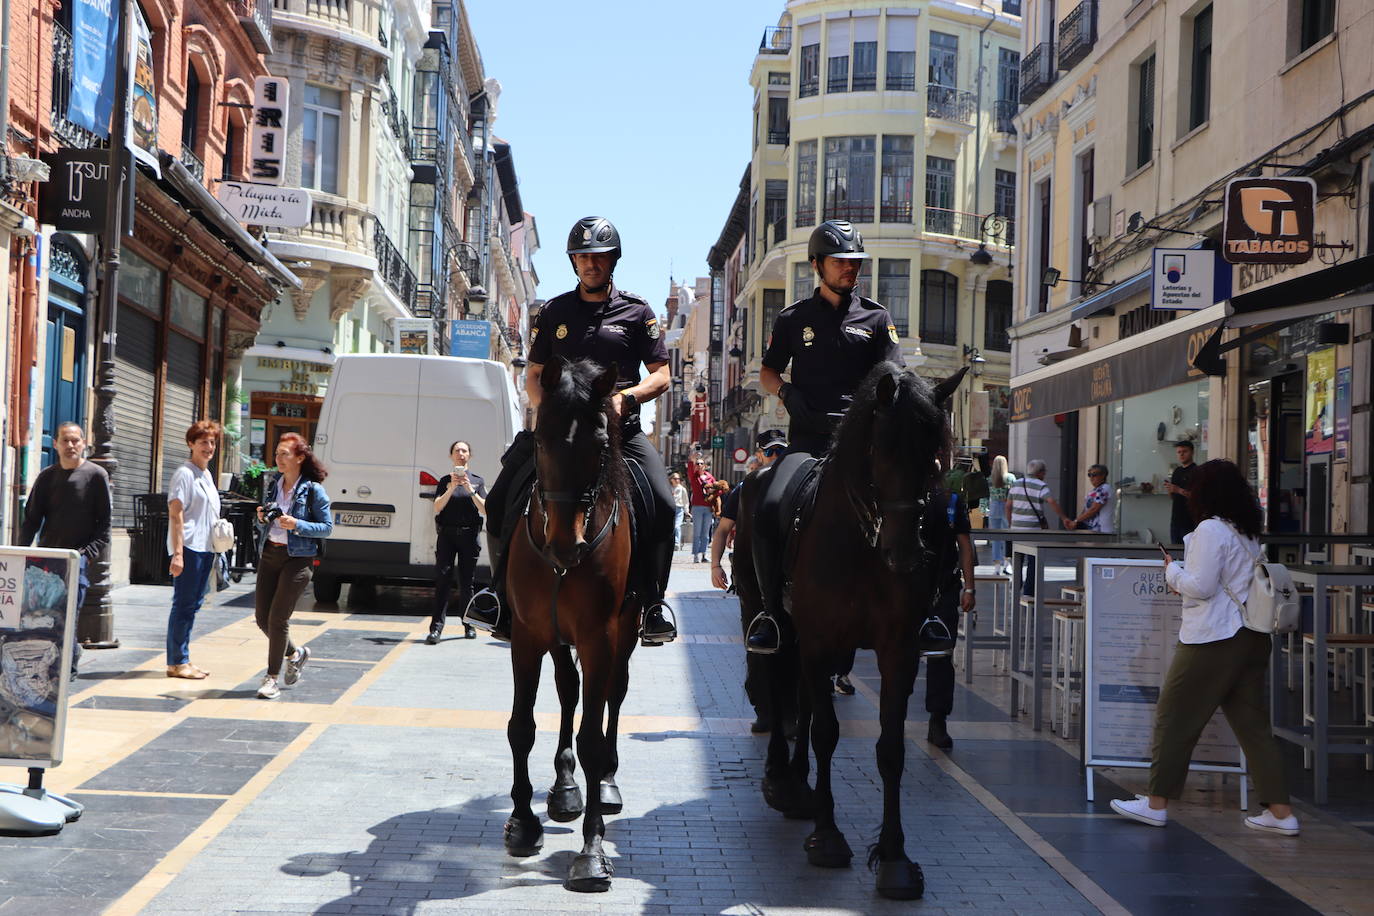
[751,452,823,616]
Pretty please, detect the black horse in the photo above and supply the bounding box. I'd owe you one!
[733,362,958,900]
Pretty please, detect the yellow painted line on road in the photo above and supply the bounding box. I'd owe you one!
[68,788,231,800]
[849,676,1129,916]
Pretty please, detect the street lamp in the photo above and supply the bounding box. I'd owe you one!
[962,344,986,377]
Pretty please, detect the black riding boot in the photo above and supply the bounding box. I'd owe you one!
[640,538,678,646]
[745,470,784,655]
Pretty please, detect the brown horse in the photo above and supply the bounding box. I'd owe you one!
[734,362,959,900]
[501,357,638,893]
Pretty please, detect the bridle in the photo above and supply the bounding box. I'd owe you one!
[844,475,926,548]
[527,432,621,570]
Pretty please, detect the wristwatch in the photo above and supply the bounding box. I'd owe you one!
[620,390,638,408]
[962,588,976,595]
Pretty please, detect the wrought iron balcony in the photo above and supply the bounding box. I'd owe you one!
[411,126,448,185]
[767,129,789,145]
[993,99,1019,134]
[926,85,976,124]
[454,246,482,286]
[233,0,273,54]
[759,26,791,54]
[1019,42,1056,107]
[180,146,206,183]
[50,23,106,150]
[722,385,761,420]
[924,208,982,240]
[373,220,417,312]
[1058,1,1098,72]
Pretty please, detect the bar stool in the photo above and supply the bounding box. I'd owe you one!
[1301,631,1374,769]
[1017,596,1080,714]
[974,572,1012,673]
[1051,607,1086,738]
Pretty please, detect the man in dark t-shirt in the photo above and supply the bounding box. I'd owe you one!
[1165,440,1198,545]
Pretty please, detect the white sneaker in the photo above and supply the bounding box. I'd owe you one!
[1110,795,1167,827]
[283,646,310,686]
[1245,809,1299,836]
[257,675,281,700]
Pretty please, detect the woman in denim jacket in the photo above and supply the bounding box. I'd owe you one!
[253,432,333,699]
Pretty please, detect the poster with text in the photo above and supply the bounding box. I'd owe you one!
[0,548,79,768]
[1085,559,1242,771]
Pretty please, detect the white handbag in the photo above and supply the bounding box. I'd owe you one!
[211,517,236,554]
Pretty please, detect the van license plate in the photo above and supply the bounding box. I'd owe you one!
[335,512,391,528]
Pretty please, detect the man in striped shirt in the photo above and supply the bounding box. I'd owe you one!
[1007,458,1071,594]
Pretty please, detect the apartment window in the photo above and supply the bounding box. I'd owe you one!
[925,155,955,233]
[1298,0,1335,53]
[995,168,1016,244]
[749,190,758,263]
[795,139,817,227]
[1187,5,1212,131]
[985,280,1012,351]
[793,261,814,302]
[929,32,958,89]
[302,84,342,194]
[998,48,1020,103]
[920,270,958,346]
[763,289,786,346]
[799,34,820,97]
[880,135,914,222]
[886,14,918,90]
[765,179,788,246]
[752,101,759,150]
[827,19,850,93]
[1002,1,1022,14]
[852,16,878,91]
[182,65,201,151]
[824,135,876,223]
[878,259,910,336]
[1076,149,1094,293]
[221,122,239,181]
[1036,177,1052,312]
[1130,53,1156,171]
[767,96,789,144]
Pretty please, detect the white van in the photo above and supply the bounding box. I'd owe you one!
[311,354,521,602]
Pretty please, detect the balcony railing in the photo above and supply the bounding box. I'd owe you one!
[233,0,273,54]
[887,73,916,91]
[180,146,206,183]
[767,129,789,145]
[273,0,351,27]
[411,125,448,185]
[722,385,761,419]
[993,99,1019,134]
[759,26,791,54]
[373,220,417,312]
[1058,1,1098,72]
[880,202,913,223]
[926,85,976,124]
[381,83,412,157]
[454,246,482,286]
[924,208,982,240]
[50,23,106,149]
[824,203,874,223]
[1019,41,1056,106]
[799,76,819,98]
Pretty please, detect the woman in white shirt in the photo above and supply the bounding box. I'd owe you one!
[1111,459,1298,836]
[165,421,222,679]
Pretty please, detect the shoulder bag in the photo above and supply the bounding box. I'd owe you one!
[201,472,235,553]
[1016,480,1049,530]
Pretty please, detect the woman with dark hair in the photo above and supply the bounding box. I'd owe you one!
[1111,459,1297,836]
[165,420,222,679]
[253,433,333,699]
[428,439,486,644]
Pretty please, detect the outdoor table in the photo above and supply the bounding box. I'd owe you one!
[1272,565,1374,805]
[1009,539,1176,731]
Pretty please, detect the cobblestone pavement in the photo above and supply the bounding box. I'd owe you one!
[1,554,1371,914]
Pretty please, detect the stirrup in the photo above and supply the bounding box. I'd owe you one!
[639,601,678,646]
[918,615,956,659]
[746,612,781,656]
[463,588,501,631]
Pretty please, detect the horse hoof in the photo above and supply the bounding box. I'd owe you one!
[565,853,614,893]
[599,781,623,814]
[547,784,584,823]
[876,859,925,900]
[502,815,544,857]
[804,829,853,868]
[762,776,814,819]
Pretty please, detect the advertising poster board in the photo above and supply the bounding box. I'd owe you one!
[0,547,80,769]
[1083,559,1245,803]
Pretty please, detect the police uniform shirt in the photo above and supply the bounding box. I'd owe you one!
[528,285,668,389]
[761,289,905,415]
[434,473,487,531]
[921,489,972,587]
[720,483,742,522]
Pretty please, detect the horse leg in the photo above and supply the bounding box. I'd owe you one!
[802,657,852,868]
[598,639,632,814]
[763,642,815,819]
[504,640,545,857]
[567,646,613,893]
[546,644,584,823]
[870,648,925,900]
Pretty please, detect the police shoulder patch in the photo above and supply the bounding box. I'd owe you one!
[645,316,660,339]
[888,324,900,344]
[620,290,648,305]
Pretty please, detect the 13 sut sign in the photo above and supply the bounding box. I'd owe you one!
[1222,177,1317,265]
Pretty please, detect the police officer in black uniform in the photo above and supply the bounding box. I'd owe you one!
[918,483,977,748]
[464,217,677,644]
[746,219,906,652]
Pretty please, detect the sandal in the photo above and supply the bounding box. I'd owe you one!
[166,663,208,680]
[189,664,211,677]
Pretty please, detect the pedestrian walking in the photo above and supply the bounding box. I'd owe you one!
[1166,440,1199,544]
[253,433,333,700]
[687,454,716,563]
[1111,459,1298,837]
[429,440,485,644]
[669,472,689,551]
[987,455,1015,574]
[165,421,222,679]
[920,485,977,749]
[19,422,112,678]
[1071,464,1115,534]
[1008,459,1072,596]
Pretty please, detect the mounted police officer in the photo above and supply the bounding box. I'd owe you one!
[746,219,906,652]
[465,217,678,645]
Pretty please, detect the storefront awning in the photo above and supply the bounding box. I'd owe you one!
[1010,304,1225,422]
[1225,252,1374,327]
[242,344,336,366]
[1069,268,1151,321]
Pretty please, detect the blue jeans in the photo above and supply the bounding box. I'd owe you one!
[673,506,685,550]
[691,505,713,558]
[167,549,215,665]
[987,499,1007,565]
[71,555,89,673]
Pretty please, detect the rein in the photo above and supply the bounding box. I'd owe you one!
[840,465,927,548]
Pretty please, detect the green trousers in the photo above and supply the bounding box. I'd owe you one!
[1148,627,1290,806]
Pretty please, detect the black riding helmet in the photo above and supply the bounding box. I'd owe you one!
[807,219,869,263]
[567,216,622,269]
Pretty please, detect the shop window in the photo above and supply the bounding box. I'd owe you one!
[169,281,207,338]
[920,269,958,347]
[120,247,164,314]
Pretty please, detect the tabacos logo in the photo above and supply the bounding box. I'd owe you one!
[1222,177,1316,265]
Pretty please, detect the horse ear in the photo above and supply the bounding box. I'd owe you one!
[594,363,619,398]
[540,357,564,392]
[932,366,969,405]
[876,371,899,407]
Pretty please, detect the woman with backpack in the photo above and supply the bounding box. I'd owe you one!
[1110,459,1297,836]
[253,433,333,700]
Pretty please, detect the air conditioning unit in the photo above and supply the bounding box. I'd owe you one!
[1089,194,1112,241]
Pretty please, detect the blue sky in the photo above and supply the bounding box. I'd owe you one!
[466,0,778,314]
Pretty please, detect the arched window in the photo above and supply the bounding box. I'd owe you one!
[919,270,958,346]
[985,280,1012,351]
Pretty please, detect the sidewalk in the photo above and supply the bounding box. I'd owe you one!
[0,558,1368,914]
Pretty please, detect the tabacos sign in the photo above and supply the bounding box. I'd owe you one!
[1222,177,1316,265]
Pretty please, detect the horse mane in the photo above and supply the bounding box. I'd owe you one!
[537,357,630,498]
[827,361,950,487]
